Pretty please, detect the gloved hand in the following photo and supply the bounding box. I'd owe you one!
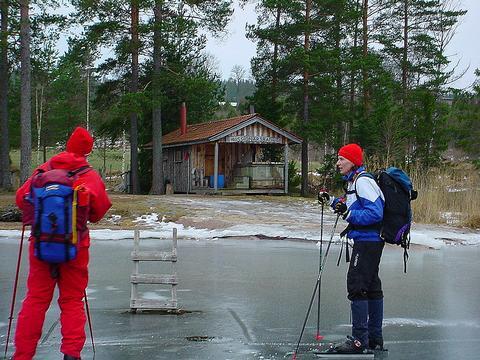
[333,201,347,216]
[318,191,331,205]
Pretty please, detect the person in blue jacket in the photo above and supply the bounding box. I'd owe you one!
[319,143,385,354]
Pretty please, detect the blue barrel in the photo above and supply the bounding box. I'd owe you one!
[218,175,225,188]
[209,175,225,188]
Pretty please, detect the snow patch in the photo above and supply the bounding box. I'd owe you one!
[339,318,480,329]
[383,318,480,329]
[106,214,122,225]
[1,200,479,249]
[440,212,462,225]
[133,213,161,224]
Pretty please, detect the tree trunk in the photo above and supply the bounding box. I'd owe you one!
[334,14,344,143]
[271,5,281,104]
[402,0,408,105]
[20,0,31,184]
[103,138,107,178]
[129,1,140,194]
[35,85,44,166]
[362,0,370,117]
[0,0,11,189]
[348,0,361,143]
[402,0,410,159]
[151,0,164,195]
[301,0,311,197]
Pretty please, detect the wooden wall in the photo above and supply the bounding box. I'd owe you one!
[164,146,190,193]
[160,119,297,192]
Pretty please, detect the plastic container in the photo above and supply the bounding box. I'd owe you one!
[209,175,225,188]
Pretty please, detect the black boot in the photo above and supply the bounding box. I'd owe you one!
[368,337,385,350]
[64,355,81,360]
[327,336,369,354]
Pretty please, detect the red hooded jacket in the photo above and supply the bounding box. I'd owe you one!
[16,151,111,247]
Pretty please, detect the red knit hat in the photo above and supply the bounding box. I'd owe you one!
[66,127,93,156]
[338,143,363,166]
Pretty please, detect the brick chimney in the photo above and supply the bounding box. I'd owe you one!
[180,102,187,135]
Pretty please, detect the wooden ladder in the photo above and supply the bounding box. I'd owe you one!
[130,228,178,312]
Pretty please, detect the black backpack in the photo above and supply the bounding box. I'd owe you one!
[356,167,418,273]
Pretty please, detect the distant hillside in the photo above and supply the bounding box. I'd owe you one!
[222,79,256,103]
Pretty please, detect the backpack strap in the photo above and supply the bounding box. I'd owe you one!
[402,231,411,273]
[70,165,92,244]
[68,165,92,177]
[353,172,375,203]
[344,172,382,235]
[403,246,409,273]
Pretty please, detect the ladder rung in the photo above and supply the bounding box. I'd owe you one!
[131,251,177,262]
[131,274,178,285]
[130,298,178,310]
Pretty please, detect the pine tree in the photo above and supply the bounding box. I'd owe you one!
[375,0,465,165]
[247,0,294,126]
[449,70,480,157]
[0,0,11,189]
[151,0,164,195]
[19,0,31,184]
[129,0,140,194]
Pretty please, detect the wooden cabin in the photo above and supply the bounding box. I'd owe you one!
[153,111,302,194]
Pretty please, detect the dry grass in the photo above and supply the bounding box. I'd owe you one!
[2,163,479,230]
[100,194,187,228]
[310,157,480,229]
[0,193,188,230]
[0,192,15,208]
[410,163,480,228]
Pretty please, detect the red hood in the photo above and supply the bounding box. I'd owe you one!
[48,151,90,170]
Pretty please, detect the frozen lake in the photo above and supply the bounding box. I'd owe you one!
[1,237,479,359]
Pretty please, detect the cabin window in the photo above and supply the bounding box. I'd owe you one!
[174,150,183,162]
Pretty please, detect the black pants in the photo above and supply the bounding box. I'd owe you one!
[347,241,384,301]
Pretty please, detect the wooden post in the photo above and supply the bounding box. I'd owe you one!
[214,142,219,191]
[171,228,177,307]
[284,143,289,194]
[131,229,140,313]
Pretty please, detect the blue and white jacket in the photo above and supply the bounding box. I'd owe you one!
[332,167,385,242]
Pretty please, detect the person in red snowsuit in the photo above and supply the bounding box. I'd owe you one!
[13,127,111,360]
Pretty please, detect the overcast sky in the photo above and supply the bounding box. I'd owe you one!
[206,0,480,90]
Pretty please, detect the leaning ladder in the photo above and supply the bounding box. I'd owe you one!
[130,228,178,312]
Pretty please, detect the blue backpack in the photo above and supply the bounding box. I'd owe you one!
[29,166,91,263]
[356,167,418,272]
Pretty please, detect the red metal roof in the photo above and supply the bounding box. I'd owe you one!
[161,113,258,146]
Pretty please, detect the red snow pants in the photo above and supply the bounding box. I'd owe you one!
[14,241,89,360]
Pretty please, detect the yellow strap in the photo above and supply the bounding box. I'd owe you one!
[72,187,79,245]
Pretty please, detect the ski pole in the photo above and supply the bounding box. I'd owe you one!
[316,203,324,341]
[4,225,27,359]
[292,214,341,359]
[318,214,340,275]
[336,236,344,267]
[84,290,96,357]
